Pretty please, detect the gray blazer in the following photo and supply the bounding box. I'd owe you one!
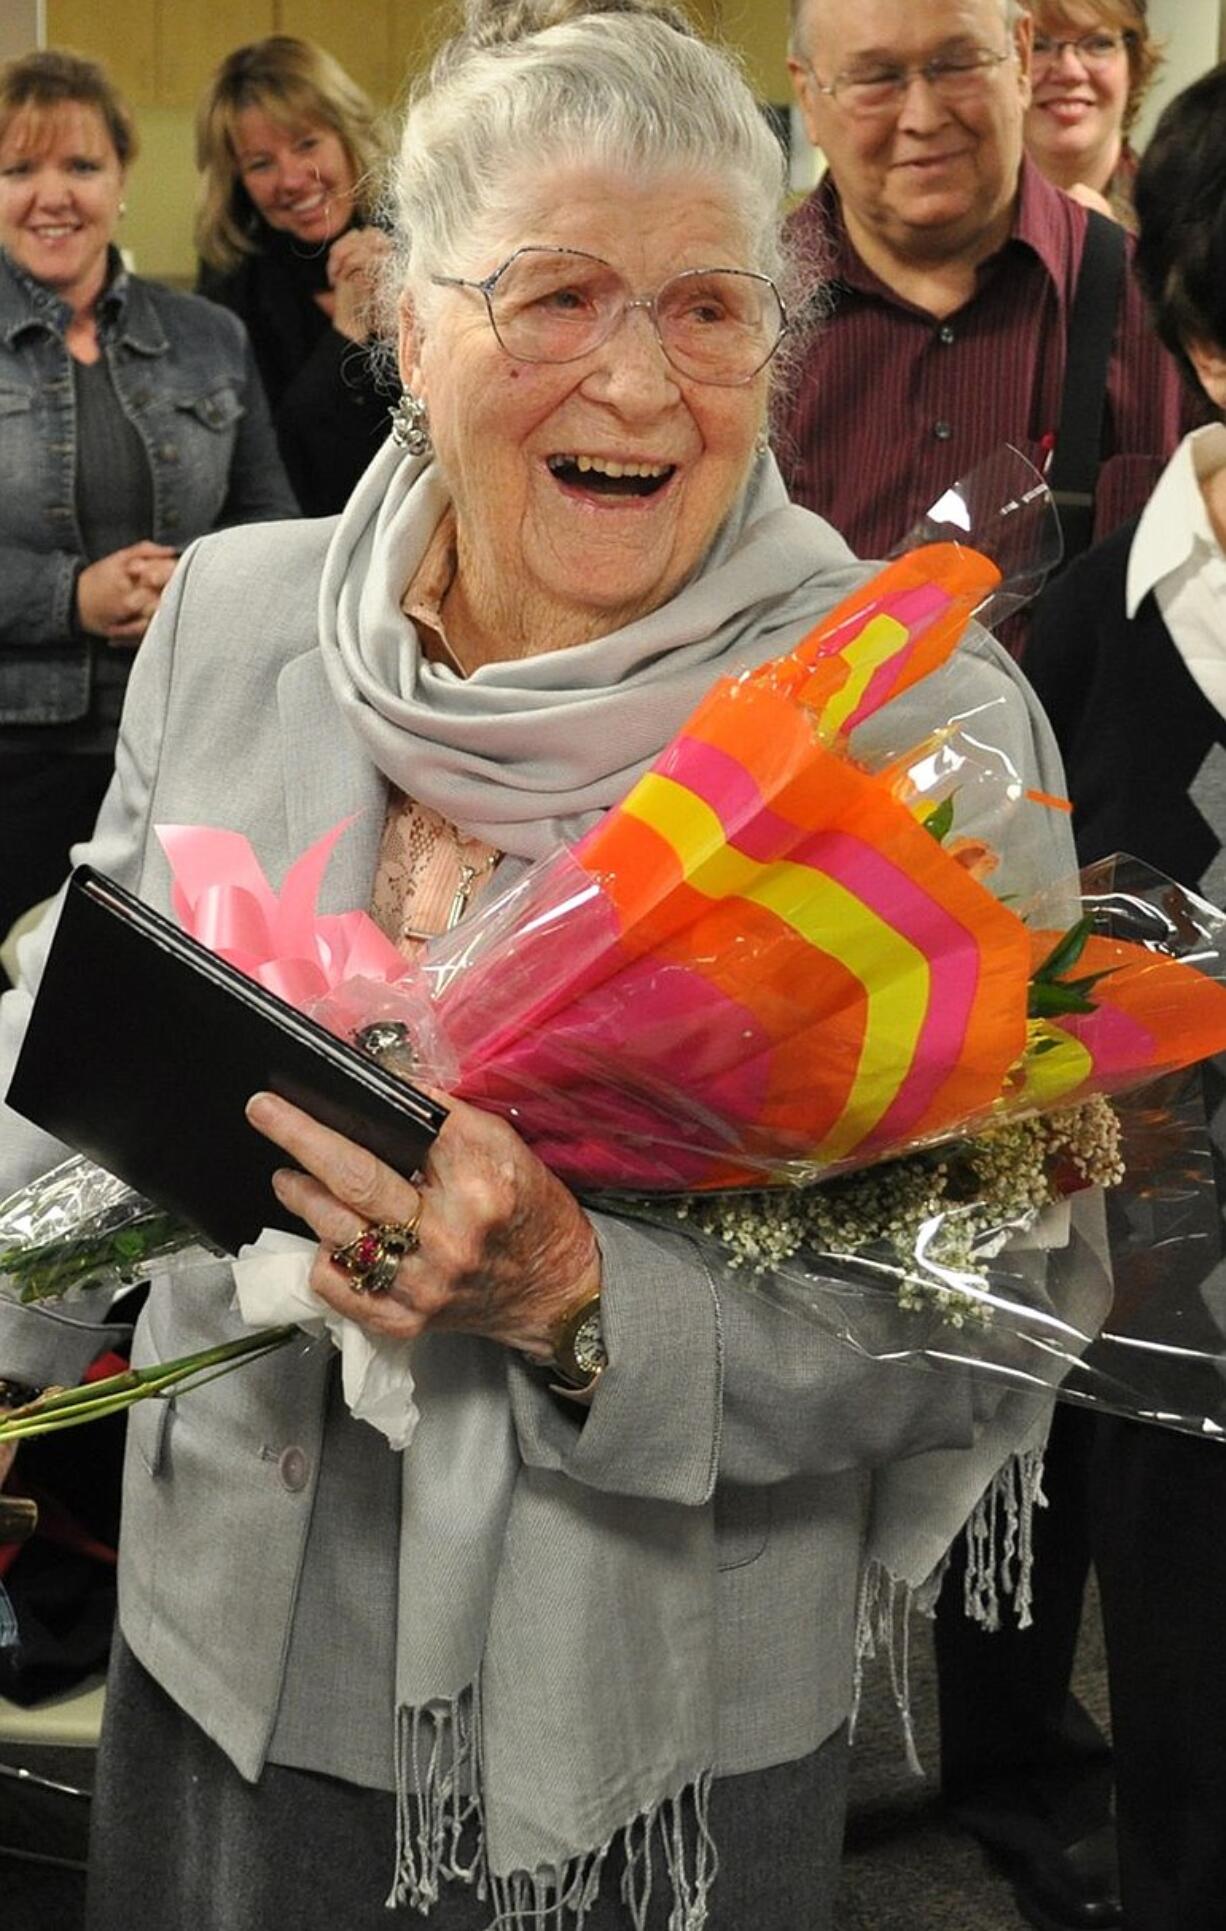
[0,513,1075,1787]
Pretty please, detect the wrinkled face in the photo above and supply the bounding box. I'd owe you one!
[232,106,356,246]
[1025,4,1131,182]
[789,0,1032,267]
[400,167,771,646]
[0,102,124,309]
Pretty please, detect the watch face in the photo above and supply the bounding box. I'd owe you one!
[571,1309,608,1378]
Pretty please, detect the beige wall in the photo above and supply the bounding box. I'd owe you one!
[42,0,797,282]
[1134,0,1222,145]
[1,2,45,62]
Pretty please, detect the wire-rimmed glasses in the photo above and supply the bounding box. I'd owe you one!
[430,246,788,387]
[1031,29,1132,70]
[801,44,1014,118]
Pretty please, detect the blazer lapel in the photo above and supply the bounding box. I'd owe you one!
[276,652,387,912]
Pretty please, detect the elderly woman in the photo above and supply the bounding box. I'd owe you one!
[1023,0,1162,230]
[0,5,1076,1928]
[195,36,395,514]
[0,49,294,965]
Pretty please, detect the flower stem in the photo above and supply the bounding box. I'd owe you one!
[0,1326,299,1442]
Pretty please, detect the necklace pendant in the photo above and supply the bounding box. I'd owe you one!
[399,841,500,946]
[445,862,480,932]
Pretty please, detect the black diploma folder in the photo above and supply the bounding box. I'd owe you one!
[5,866,448,1255]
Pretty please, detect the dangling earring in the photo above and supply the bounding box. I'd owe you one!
[754,425,770,456]
[389,390,432,458]
[118,200,128,217]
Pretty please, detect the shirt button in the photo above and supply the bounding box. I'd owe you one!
[278,1446,309,1492]
[164,510,180,530]
[159,444,178,463]
[934,421,952,441]
[938,324,955,345]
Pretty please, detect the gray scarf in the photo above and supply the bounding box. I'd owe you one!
[318,439,864,858]
[312,443,1079,1926]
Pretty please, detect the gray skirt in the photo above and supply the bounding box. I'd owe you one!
[85,1638,849,1930]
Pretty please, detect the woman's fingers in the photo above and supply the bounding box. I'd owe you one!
[268,1165,373,1249]
[244,1090,599,1352]
[272,1166,428,1323]
[245,1091,422,1223]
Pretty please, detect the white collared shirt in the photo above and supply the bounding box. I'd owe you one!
[1126,422,1226,718]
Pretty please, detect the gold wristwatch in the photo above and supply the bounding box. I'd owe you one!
[546,1291,607,1403]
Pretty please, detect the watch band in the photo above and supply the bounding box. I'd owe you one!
[546,1289,607,1395]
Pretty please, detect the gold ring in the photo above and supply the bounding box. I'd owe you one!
[332,1206,423,1294]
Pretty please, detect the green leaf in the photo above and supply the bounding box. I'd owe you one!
[921,795,956,844]
[1032,914,1096,984]
[1028,967,1117,1018]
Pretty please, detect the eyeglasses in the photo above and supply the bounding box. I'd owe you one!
[430,246,788,387]
[802,45,1013,119]
[1031,31,1131,69]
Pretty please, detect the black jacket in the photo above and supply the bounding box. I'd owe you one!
[197,222,393,515]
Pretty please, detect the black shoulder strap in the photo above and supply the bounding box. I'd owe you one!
[1047,208,1128,565]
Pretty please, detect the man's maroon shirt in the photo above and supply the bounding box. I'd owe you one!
[776,158,1199,560]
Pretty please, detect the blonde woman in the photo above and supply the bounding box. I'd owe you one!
[1024,0,1162,229]
[195,36,394,512]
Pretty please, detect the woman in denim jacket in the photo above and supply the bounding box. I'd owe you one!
[0,49,296,961]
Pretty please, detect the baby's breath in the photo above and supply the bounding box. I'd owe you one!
[665,1097,1123,1327]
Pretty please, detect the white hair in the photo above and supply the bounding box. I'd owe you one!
[383,11,790,329]
[790,0,1024,57]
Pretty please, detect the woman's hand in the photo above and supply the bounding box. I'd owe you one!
[76,541,179,645]
[326,228,392,344]
[1066,181,1118,222]
[245,1091,601,1358]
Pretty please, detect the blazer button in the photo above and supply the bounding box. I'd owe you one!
[278,1446,310,1492]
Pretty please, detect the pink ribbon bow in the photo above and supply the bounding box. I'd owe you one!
[155,818,406,1005]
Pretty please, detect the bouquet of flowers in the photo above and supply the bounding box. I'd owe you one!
[7,449,1226,1447]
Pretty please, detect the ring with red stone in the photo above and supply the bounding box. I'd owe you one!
[331,1207,423,1294]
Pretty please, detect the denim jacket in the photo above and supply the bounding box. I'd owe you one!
[0,248,298,726]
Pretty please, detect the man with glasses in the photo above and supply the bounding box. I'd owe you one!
[778,0,1192,575]
[779,6,1197,1930]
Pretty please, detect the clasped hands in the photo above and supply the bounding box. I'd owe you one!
[246,1089,601,1362]
[77,540,179,645]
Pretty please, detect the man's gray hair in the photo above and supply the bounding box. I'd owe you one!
[384,11,790,328]
[789,0,1024,57]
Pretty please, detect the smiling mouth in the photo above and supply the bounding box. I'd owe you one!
[547,454,676,499]
[282,192,328,218]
